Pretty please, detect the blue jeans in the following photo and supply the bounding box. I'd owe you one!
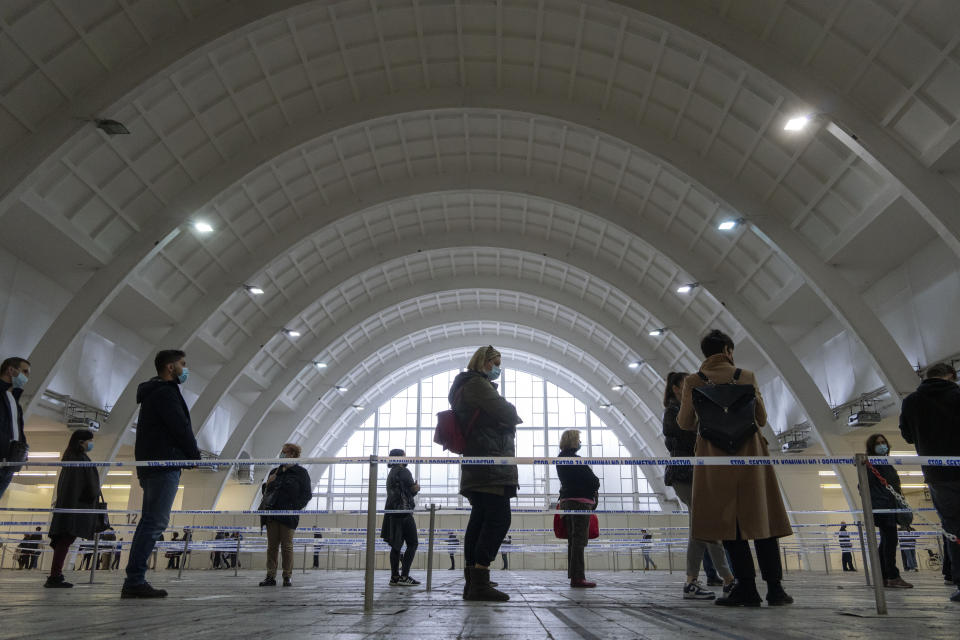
[124,470,180,587]
[0,467,14,500]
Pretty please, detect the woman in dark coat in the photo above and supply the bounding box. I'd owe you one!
[863,433,912,589]
[555,429,599,588]
[258,442,312,587]
[380,448,420,585]
[449,345,522,602]
[45,429,101,588]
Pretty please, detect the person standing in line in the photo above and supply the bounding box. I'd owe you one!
[113,538,122,570]
[312,532,323,569]
[26,526,43,569]
[900,362,960,602]
[555,429,600,588]
[640,530,657,570]
[899,526,918,571]
[122,350,201,599]
[166,532,180,569]
[662,371,735,600]
[211,530,224,569]
[447,532,458,570]
[45,429,102,587]
[258,443,312,587]
[78,541,93,571]
[862,433,912,589]
[0,357,31,501]
[500,535,511,571]
[99,528,117,571]
[381,448,421,586]
[678,330,793,607]
[450,346,522,602]
[838,522,856,572]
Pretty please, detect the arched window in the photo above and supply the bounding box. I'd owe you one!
[313,369,660,512]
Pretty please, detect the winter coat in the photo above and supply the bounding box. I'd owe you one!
[259,464,312,530]
[677,353,792,541]
[384,465,417,511]
[899,378,960,482]
[662,400,696,486]
[0,380,26,461]
[134,377,201,477]
[865,462,901,511]
[555,449,600,501]
[448,371,522,497]
[48,452,101,541]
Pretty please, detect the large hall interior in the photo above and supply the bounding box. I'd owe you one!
[1,1,959,638]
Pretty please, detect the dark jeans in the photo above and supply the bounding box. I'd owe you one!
[562,500,591,580]
[124,470,180,587]
[841,551,855,571]
[463,492,511,567]
[0,467,14,500]
[449,553,456,569]
[929,481,960,586]
[875,514,900,580]
[723,525,782,586]
[50,536,75,577]
[388,514,418,578]
[501,553,508,570]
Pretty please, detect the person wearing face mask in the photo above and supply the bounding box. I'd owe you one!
[381,448,421,586]
[258,443,312,587]
[45,429,103,588]
[0,357,31,500]
[121,350,201,599]
[862,433,912,589]
[555,429,600,588]
[449,345,522,602]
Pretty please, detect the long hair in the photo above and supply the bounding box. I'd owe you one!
[663,371,688,407]
[62,429,94,461]
[865,433,887,455]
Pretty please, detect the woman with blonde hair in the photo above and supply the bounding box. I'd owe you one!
[449,345,522,601]
[555,429,600,587]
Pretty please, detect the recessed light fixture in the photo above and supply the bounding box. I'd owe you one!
[648,328,666,337]
[313,361,327,369]
[676,283,699,294]
[27,452,61,459]
[334,385,348,393]
[283,329,301,338]
[611,384,625,391]
[95,119,130,135]
[717,219,744,231]
[599,403,612,409]
[784,115,811,132]
[627,361,642,369]
[352,404,365,411]
[194,221,214,234]
[244,285,264,295]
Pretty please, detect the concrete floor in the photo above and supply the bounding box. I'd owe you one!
[0,569,954,639]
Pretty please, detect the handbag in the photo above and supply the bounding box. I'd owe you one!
[866,461,913,527]
[94,490,111,534]
[553,513,600,540]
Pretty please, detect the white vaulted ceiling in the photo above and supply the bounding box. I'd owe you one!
[2,0,959,506]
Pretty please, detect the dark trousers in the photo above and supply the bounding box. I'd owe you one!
[388,514,419,577]
[464,492,511,567]
[875,514,900,580]
[841,551,855,571]
[501,553,508,570]
[50,536,75,577]
[313,552,320,568]
[562,500,591,580]
[449,553,456,569]
[722,525,782,586]
[929,481,960,586]
[79,553,92,570]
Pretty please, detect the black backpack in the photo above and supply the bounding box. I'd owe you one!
[691,369,758,454]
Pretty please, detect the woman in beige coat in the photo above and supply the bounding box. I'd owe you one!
[678,329,793,607]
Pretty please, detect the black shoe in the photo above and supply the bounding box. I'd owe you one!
[715,582,762,607]
[259,577,277,587]
[121,582,168,599]
[706,578,724,587]
[44,575,73,588]
[464,567,509,602]
[282,577,292,587]
[397,575,420,586]
[765,582,794,606]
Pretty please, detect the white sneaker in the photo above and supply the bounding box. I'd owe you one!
[683,581,716,600]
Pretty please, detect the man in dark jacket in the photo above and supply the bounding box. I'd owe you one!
[122,349,200,599]
[899,362,960,602]
[258,442,312,587]
[0,357,31,500]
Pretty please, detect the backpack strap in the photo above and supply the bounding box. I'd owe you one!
[696,371,709,383]
[733,368,742,382]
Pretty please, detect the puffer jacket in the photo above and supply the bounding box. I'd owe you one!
[448,371,522,496]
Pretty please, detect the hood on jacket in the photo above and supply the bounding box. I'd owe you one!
[916,377,959,400]
[136,377,177,404]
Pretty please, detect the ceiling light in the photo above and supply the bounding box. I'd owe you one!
[95,119,130,135]
[627,361,642,369]
[352,404,365,411]
[648,328,666,337]
[107,471,132,476]
[599,403,612,409]
[36,484,55,489]
[717,219,743,231]
[889,451,914,457]
[245,285,264,295]
[901,484,928,489]
[313,361,327,369]
[818,471,837,477]
[784,115,811,132]
[14,471,56,477]
[676,283,699,294]
[611,384,625,391]
[283,329,301,338]
[27,452,61,459]
[193,221,214,234]
[335,385,348,393]
[819,484,842,490]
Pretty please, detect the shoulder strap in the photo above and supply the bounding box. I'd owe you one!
[733,368,742,381]
[865,460,890,488]
[696,372,709,383]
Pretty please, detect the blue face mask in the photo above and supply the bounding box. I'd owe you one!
[487,365,501,381]
[875,443,889,455]
[85,441,94,452]
[278,452,287,459]
[12,372,27,389]
[177,367,189,384]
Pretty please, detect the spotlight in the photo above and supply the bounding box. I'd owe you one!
[352,404,365,411]
[627,361,642,369]
[244,285,264,295]
[194,221,214,234]
[717,219,743,231]
[784,115,811,132]
[95,119,130,135]
[611,384,625,391]
[334,385,348,393]
[676,283,699,294]
[283,329,301,338]
[648,328,666,337]
[313,361,327,369]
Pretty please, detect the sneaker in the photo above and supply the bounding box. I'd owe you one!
[571,579,597,588]
[282,577,292,587]
[398,575,420,586]
[43,575,73,589]
[389,575,401,586]
[683,581,716,600]
[722,581,736,595]
[884,577,913,589]
[950,589,960,603]
[121,582,168,599]
[705,578,724,587]
[259,577,277,587]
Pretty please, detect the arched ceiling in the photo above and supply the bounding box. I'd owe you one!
[3,0,957,491]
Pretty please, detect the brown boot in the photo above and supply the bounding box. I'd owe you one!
[464,567,509,602]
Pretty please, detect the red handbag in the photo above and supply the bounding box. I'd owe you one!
[553,513,599,539]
